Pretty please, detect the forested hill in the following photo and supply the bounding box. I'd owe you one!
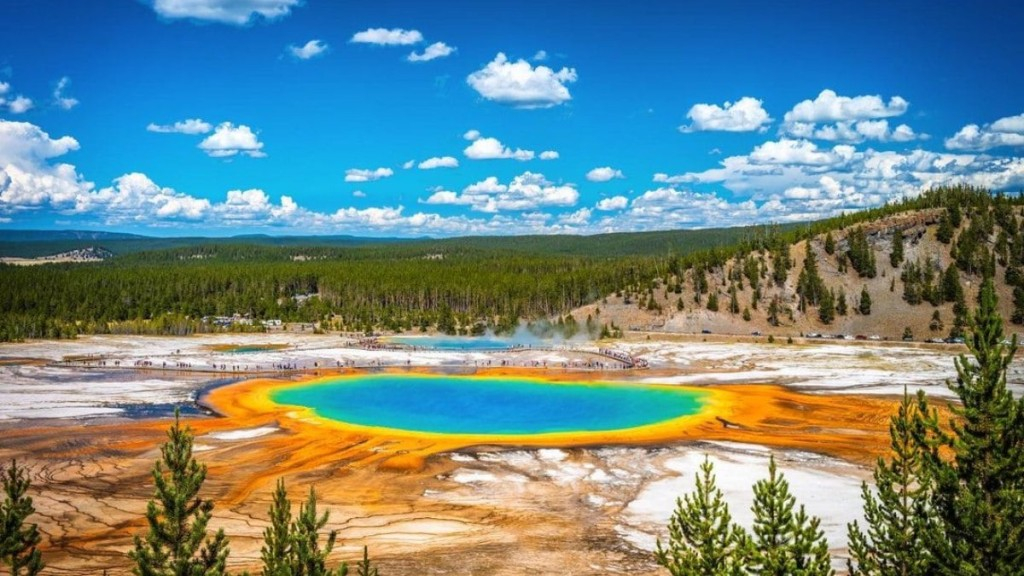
[1,186,1022,342]
[0,224,797,260]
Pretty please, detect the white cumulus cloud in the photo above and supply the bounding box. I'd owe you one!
[595,196,628,211]
[288,39,328,60]
[351,28,423,46]
[422,172,577,212]
[344,167,394,182]
[8,95,33,114]
[418,156,459,169]
[53,77,79,110]
[679,97,772,133]
[466,53,577,109]
[147,118,213,135]
[151,0,301,25]
[408,42,455,62]
[463,129,481,141]
[198,122,265,158]
[946,112,1024,151]
[784,89,909,124]
[464,136,534,161]
[586,166,625,182]
[539,150,559,160]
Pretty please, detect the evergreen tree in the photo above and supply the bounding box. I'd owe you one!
[941,265,962,304]
[797,243,826,311]
[847,390,938,576]
[261,479,293,576]
[936,212,954,244]
[749,456,832,576]
[768,297,781,327]
[859,286,872,315]
[818,288,835,325]
[655,457,751,576]
[129,409,230,576]
[930,310,944,332]
[707,291,720,312]
[836,288,848,316]
[824,233,836,256]
[729,285,741,315]
[890,229,904,268]
[847,228,878,278]
[291,487,346,576]
[0,461,44,576]
[921,279,1024,575]
[355,547,377,576]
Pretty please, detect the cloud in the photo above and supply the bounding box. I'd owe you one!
[463,136,534,161]
[288,39,328,60]
[679,97,771,133]
[784,89,909,124]
[0,82,8,95]
[780,89,916,143]
[0,120,89,212]
[7,95,33,114]
[351,28,423,46]
[466,53,577,109]
[945,113,1024,151]
[559,207,591,225]
[539,150,559,160]
[344,167,394,182]
[586,166,625,182]
[532,50,548,61]
[749,138,846,165]
[408,42,455,62]
[53,77,78,110]
[402,159,415,169]
[352,190,367,198]
[422,172,578,212]
[147,118,213,135]
[198,122,265,158]
[418,156,459,169]
[463,129,481,141]
[788,119,925,143]
[151,0,301,25]
[595,195,628,211]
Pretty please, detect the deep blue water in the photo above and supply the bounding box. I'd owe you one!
[270,374,706,435]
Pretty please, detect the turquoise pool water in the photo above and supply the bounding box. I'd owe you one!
[270,374,706,435]
[387,335,520,350]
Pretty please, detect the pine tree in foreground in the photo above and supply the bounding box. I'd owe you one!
[254,479,350,576]
[920,278,1024,575]
[847,390,938,576]
[655,456,750,575]
[261,479,293,576]
[749,456,832,576]
[291,487,346,576]
[0,460,44,576]
[129,408,230,576]
[355,546,378,576]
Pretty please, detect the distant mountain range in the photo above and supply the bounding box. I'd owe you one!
[0,226,793,259]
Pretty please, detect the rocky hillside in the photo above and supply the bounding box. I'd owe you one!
[578,188,1024,342]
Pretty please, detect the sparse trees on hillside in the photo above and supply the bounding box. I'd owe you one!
[890,229,904,268]
[859,286,872,315]
[847,227,877,278]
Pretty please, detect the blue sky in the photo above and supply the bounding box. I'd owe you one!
[1,0,1023,236]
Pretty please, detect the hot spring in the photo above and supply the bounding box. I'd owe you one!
[269,373,708,435]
